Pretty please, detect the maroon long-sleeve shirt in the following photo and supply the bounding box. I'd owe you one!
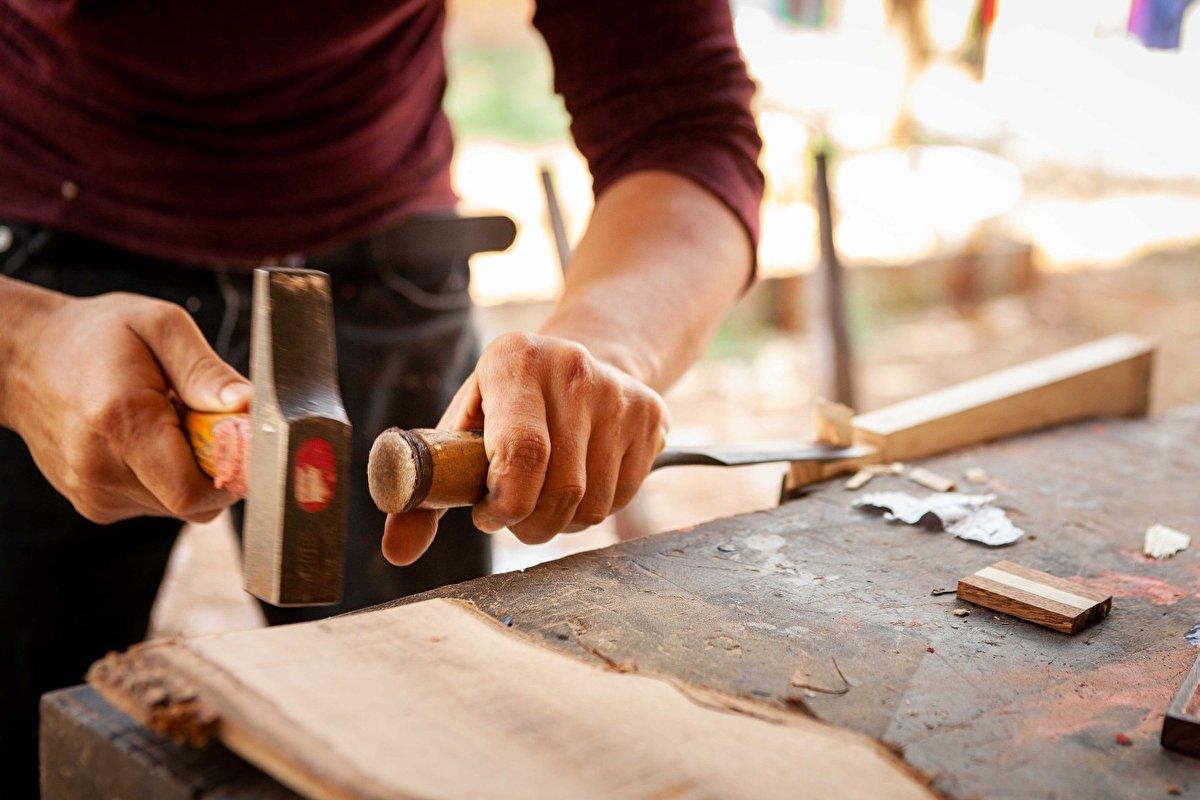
[0,1,762,265]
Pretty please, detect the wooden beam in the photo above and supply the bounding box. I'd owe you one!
[784,334,1154,494]
[853,334,1153,462]
[88,599,937,800]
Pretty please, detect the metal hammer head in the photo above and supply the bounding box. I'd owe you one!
[242,268,351,606]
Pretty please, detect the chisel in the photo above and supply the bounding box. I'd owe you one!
[366,428,870,514]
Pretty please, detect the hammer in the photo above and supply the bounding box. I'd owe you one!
[366,428,868,514]
[182,268,351,607]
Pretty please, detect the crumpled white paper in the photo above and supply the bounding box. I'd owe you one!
[853,491,1024,547]
[1144,523,1190,559]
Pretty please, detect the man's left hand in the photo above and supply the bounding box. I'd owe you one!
[380,332,669,565]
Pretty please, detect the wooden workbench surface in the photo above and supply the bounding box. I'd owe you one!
[43,407,1200,799]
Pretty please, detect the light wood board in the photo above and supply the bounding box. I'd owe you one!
[89,598,936,800]
[852,334,1153,462]
[786,334,1154,491]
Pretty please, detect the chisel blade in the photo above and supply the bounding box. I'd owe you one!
[651,443,873,470]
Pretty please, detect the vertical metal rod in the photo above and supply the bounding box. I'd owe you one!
[808,147,856,407]
[540,162,571,275]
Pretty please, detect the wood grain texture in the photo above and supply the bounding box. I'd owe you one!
[89,598,937,800]
[957,560,1112,634]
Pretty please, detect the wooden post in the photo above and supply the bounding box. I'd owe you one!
[540,162,571,275]
[808,146,856,407]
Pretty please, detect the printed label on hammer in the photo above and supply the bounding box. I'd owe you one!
[293,437,337,513]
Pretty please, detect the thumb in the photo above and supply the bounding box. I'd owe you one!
[131,303,252,412]
[382,509,443,565]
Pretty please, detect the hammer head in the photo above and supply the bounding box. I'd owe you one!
[243,268,351,606]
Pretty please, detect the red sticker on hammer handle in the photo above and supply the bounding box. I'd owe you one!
[294,437,336,513]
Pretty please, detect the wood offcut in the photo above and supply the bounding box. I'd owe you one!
[956,560,1112,634]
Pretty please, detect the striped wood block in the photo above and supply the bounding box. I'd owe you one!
[956,560,1112,634]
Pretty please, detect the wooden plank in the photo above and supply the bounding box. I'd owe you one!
[88,598,937,800]
[957,560,1113,634]
[785,334,1154,493]
[852,334,1154,461]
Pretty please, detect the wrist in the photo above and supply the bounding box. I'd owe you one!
[0,277,69,429]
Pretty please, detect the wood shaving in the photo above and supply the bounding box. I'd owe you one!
[843,470,875,490]
[964,467,989,484]
[906,467,956,493]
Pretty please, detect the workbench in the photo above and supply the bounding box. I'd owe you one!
[42,407,1200,799]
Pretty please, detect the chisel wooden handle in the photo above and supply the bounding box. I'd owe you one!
[182,410,251,497]
[369,428,489,514]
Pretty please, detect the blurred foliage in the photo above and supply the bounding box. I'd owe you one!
[445,46,570,143]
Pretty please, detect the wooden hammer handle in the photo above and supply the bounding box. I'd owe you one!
[182,410,251,497]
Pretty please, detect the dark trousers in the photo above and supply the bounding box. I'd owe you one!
[0,222,490,797]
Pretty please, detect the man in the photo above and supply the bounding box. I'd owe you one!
[0,0,762,793]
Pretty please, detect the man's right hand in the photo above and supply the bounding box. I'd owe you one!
[0,285,251,524]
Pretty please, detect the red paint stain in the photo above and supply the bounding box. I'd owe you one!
[1015,648,1194,743]
[1114,732,1132,746]
[1070,571,1188,606]
[1117,548,1159,565]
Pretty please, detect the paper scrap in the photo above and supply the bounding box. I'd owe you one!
[854,491,1024,547]
[1144,523,1191,559]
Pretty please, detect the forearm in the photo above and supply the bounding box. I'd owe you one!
[538,171,752,392]
[0,276,67,429]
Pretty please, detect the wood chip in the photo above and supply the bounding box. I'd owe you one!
[956,560,1112,634]
[964,467,989,484]
[906,467,956,493]
[1144,523,1191,559]
[814,398,855,447]
[864,462,905,475]
[844,470,875,490]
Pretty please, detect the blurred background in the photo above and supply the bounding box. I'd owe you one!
[151,0,1200,637]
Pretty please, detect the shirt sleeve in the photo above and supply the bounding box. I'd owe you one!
[532,0,765,248]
